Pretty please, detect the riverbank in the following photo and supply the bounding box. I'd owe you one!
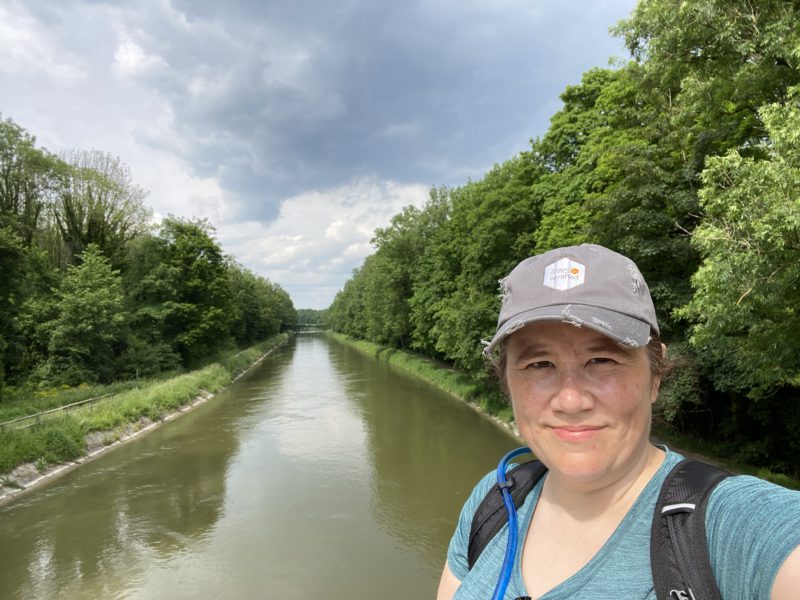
[0,334,290,506]
[327,331,800,490]
[327,331,519,438]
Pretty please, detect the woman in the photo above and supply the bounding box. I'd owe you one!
[437,244,800,599]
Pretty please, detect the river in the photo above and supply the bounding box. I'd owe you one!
[0,332,520,599]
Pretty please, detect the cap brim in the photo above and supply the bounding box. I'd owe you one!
[483,304,652,356]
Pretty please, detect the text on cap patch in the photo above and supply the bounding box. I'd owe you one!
[543,258,585,291]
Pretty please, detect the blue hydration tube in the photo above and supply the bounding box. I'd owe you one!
[491,446,533,600]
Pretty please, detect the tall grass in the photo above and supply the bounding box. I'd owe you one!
[0,379,152,423]
[76,364,231,433]
[0,334,288,478]
[0,418,85,474]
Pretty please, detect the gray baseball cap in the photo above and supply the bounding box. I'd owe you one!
[483,244,659,356]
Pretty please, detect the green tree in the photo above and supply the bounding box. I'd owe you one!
[0,227,27,396]
[362,205,428,347]
[580,63,702,339]
[228,261,295,344]
[150,217,234,366]
[417,155,543,373]
[119,234,181,378]
[675,86,800,473]
[680,88,800,398]
[295,308,328,326]
[407,188,455,357]
[55,150,152,267]
[598,0,800,339]
[41,244,126,384]
[329,267,368,340]
[615,0,799,165]
[0,117,62,245]
[530,68,619,253]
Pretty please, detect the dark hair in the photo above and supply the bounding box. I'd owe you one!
[645,334,666,378]
[489,330,665,396]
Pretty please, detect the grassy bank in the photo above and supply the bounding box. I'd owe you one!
[0,334,289,478]
[327,331,515,426]
[328,332,800,490]
[0,379,153,423]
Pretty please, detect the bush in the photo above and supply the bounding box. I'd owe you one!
[0,418,85,472]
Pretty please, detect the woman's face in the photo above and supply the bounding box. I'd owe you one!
[505,321,660,489]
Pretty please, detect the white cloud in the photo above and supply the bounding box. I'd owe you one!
[0,4,87,82]
[217,178,429,308]
[132,150,231,225]
[113,39,168,79]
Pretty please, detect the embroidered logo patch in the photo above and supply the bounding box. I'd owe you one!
[543,258,585,291]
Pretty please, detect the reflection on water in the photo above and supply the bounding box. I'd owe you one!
[0,333,519,599]
[326,339,520,572]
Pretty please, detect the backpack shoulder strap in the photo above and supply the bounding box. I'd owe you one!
[651,459,732,600]
[467,459,547,570]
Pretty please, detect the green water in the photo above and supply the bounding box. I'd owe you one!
[0,333,519,599]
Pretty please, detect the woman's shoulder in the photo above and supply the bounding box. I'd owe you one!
[703,473,800,599]
[709,472,800,513]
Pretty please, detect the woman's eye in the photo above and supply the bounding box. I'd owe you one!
[588,357,616,366]
[526,361,553,370]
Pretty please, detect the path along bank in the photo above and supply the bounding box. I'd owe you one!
[327,331,799,490]
[0,334,290,506]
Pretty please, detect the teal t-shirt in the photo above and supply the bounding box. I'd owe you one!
[446,448,800,599]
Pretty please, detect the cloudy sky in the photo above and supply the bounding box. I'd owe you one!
[0,0,637,309]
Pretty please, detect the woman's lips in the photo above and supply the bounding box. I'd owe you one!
[551,425,603,442]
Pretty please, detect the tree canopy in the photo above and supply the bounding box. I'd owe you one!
[329,0,800,476]
[0,116,296,395]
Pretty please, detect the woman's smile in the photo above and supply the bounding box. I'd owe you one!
[550,424,604,443]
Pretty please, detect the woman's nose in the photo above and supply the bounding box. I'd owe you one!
[550,366,594,413]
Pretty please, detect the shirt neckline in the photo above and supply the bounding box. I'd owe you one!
[511,446,678,598]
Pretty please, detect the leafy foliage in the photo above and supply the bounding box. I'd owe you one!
[0,122,295,396]
[674,87,800,469]
[41,244,126,385]
[330,1,800,476]
[55,150,152,268]
[295,308,328,326]
[0,117,61,245]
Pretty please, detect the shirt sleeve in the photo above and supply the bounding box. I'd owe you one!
[446,469,498,581]
[705,475,800,600]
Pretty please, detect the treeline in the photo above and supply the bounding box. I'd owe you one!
[0,119,295,396]
[329,0,800,476]
[295,308,329,326]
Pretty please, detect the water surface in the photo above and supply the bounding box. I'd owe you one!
[0,333,519,599]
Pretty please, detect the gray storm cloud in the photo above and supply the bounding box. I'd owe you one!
[0,0,637,307]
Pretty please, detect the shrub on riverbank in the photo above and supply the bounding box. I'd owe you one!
[0,418,85,474]
[0,334,288,478]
